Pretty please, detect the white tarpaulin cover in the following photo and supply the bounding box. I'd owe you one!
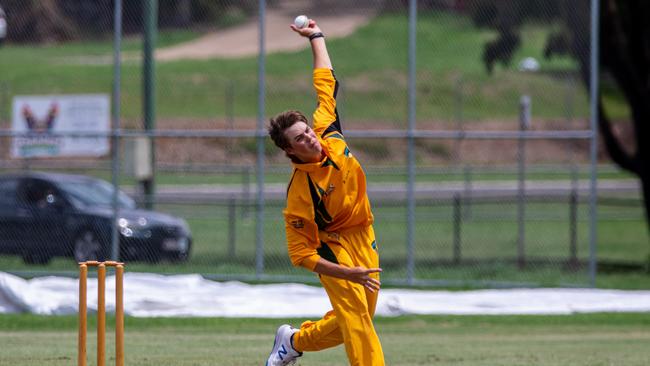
[1,271,650,317]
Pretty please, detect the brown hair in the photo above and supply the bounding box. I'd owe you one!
[268,110,308,150]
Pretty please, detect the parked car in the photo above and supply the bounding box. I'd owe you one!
[0,171,192,264]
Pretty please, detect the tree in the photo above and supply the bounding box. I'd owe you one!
[470,0,650,232]
[3,0,77,43]
[2,0,258,43]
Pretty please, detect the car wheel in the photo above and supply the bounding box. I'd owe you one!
[168,240,192,263]
[169,250,190,263]
[73,229,105,262]
[174,250,190,262]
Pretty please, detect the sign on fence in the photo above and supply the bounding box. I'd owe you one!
[11,94,110,158]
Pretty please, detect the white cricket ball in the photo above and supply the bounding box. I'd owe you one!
[294,15,309,29]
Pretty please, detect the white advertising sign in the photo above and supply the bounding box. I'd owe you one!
[11,94,110,158]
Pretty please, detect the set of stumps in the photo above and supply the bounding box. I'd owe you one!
[78,261,124,366]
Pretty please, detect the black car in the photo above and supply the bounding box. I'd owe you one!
[0,172,192,264]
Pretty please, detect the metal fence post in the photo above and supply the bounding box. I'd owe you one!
[142,0,157,210]
[255,0,266,279]
[517,95,531,269]
[406,0,417,285]
[588,0,601,287]
[228,196,237,258]
[227,79,235,129]
[226,80,235,161]
[463,165,472,220]
[454,75,463,165]
[110,0,123,261]
[242,166,251,219]
[453,193,462,265]
[569,188,578,269]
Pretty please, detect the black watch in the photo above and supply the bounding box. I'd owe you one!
[309,32,324,41]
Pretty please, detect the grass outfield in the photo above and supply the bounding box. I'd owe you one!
[1,313,650,365]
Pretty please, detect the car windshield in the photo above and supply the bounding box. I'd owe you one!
[58,178,135,209]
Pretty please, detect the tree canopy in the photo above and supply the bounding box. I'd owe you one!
[470,0,649,231]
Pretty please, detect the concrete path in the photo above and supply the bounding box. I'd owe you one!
[156,2,377,61]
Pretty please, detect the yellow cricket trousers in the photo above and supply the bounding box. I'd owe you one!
[293,225,385,366]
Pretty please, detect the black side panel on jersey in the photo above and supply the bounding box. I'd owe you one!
[321,78,342,138]
[286,169,298,197]
[307,175,333,230]
[317,241,339,264]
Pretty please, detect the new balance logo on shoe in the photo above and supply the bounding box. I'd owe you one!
[278,344,288,360]
[265,324,303,366]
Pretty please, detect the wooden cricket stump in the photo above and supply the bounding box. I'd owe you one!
[78,261,124,366]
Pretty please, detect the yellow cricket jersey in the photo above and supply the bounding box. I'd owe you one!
[283,68,374,271]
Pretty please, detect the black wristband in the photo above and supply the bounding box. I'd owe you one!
[309,32,324,41]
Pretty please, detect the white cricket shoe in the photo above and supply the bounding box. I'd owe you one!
[265,324,302,366]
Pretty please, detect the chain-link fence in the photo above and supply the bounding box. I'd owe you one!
[0,0,646,287]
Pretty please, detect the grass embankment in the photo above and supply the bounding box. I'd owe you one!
[1,12,625,124]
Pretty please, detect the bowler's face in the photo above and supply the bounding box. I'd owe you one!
[284,121,323,163]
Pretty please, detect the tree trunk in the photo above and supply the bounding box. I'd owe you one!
[596,0,650,232]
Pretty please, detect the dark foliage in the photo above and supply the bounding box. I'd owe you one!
[469,0,649,231]
[1,0,256,43]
